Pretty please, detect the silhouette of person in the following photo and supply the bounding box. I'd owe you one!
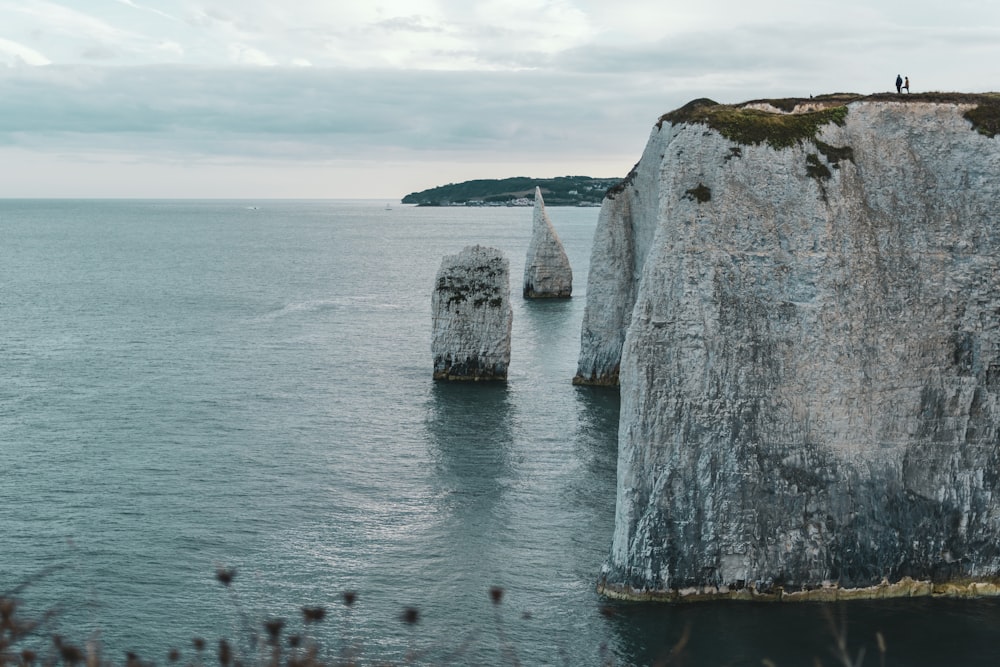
[904,76,910,93]
[896,74,903,94]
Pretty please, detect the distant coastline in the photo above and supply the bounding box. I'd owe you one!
[402,175,620,207]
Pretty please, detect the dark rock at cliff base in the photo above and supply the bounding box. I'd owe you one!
[432,245,512,381]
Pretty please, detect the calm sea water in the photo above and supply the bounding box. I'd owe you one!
[3,199,1000,666]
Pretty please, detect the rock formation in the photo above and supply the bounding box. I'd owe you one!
[589,94,1000,600]
[432,245,513,381]
[572,157,659,385]
[523,187,573,298]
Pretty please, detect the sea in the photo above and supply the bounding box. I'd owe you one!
[3,199,1000,666]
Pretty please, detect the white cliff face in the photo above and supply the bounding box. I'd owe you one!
[523,187,573,298]
[594,97,1000,599]
[574,133,668,385]
[432,245,513,381]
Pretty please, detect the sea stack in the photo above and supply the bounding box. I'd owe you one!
[523,187,572,298]
[432,245,513,381]
[588,94,1000,600]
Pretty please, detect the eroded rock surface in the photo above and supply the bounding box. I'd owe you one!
[592,96,1000,599]
[432,245,512,381]
[524,187,573,298]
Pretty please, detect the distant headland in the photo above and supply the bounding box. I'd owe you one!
[401,176,620,207]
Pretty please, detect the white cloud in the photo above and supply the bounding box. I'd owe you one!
[0,36,51,65]
[228,43,276,66]
[0,0,193,64]
[157,40,184,57]
[113,0,180,23]
[3,0,1000,74]
[3,0,125,42]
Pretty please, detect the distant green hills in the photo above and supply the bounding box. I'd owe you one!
[401,176,621,207]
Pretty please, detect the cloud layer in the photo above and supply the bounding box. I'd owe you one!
[1,1,999,197]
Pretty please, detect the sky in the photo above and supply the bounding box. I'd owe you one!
[1,1,998,199]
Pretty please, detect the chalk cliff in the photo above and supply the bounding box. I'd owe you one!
[572,149,660,385]
[524,187,573,298]
[432,245,513,381]
[591,93,1000,599]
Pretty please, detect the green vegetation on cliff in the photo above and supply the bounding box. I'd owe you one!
[962,93,1000,137]
[658,92,1000,146]
[402,176,619,206]
[659,98,850,149]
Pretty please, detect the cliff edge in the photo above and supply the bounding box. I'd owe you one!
[589,93,1000,600]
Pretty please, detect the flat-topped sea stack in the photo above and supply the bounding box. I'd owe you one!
[432,245,513,381]
[523,187,572,298]
[587,93,1000,601]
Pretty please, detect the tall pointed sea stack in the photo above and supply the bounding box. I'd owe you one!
[432,245,513,381]
[587,94,1000,601]
[523,187,572,298]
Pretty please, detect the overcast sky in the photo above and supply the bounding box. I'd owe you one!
[1,0,997,198]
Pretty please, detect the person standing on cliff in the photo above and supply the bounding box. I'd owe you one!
[896,74,903,93]
[904,76,910,92]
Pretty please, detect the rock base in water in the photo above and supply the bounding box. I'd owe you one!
[598,576,1000,603]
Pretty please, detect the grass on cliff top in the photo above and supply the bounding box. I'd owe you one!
[658,92,1000,146]
[658,98,849,150]
[962,93,1000,137]
[740,93,864,112]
